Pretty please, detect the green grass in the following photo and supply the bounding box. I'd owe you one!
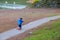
[24,19,60,40]
[0,0,28,5]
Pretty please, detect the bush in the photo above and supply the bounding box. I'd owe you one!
[31,0,60,8]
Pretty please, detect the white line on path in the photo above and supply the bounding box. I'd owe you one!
[0,15,60,40]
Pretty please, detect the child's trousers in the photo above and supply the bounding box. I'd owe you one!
[18,25,22,29]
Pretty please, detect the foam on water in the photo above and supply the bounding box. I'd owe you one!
[0,4,27,9]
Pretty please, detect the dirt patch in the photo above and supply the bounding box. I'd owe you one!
[7,18,60,40]
[0,8,60,33]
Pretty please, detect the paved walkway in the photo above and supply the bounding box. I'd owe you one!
[0,15,60,40]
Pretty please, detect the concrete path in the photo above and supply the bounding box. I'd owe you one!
[0,15,60,40]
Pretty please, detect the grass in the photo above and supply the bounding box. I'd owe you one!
[24,19,60,40]
[0,0,28,5]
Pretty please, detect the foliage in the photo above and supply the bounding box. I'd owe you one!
[31,0,60,8]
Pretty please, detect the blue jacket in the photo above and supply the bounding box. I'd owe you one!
[17,19,23,25]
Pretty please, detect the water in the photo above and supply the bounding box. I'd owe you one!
[0,3,27,9]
